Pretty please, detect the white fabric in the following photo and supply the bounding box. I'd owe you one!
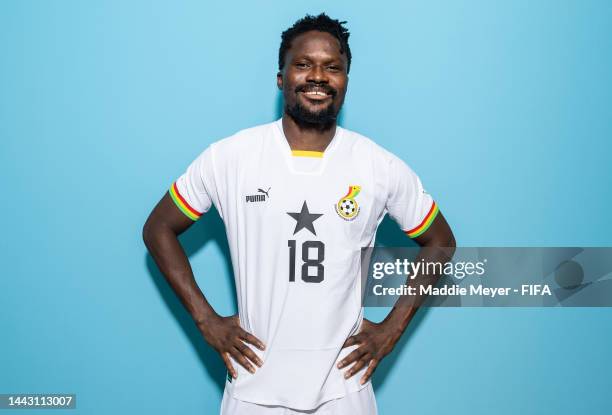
[220,380,378,415]
[172,119,435,410]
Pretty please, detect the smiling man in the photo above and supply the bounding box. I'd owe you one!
[143,13,455,415]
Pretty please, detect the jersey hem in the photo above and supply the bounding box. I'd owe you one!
[226,378,371,411]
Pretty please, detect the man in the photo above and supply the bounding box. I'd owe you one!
[143,13,455,415]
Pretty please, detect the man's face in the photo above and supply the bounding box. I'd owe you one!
[277,30,349,126]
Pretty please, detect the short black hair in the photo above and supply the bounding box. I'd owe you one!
[278,13,352,74]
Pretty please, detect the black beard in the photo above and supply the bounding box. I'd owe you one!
[285,100,337,129]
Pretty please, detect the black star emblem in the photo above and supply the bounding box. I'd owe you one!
[286,201,323,236]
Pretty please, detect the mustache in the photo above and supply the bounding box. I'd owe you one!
[295,83,337,97]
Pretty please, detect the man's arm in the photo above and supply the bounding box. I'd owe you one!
[142,192,265,378]
[381,209,456,330]
[338,210,456,383]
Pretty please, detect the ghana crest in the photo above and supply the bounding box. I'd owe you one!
[335,185,361,221]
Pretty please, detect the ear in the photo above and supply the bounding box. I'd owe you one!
[276,71,283,91]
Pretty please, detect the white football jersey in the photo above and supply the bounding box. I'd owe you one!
[169,118,439,410]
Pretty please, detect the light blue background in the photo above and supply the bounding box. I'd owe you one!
[1,1,611,414]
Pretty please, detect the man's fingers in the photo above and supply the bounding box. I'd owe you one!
[221,352,237,379]
[236,341,263,367]
[341,334,361,349]
[229,347,256,374]
[337,347,367,369]
[360,359,379,385]
[343,356,370,379]
[239,330,266,351]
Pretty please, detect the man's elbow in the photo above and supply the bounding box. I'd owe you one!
[426,230,456,260]
[446,232,457,257]
[142,216,161,249]
[441,231,457,260]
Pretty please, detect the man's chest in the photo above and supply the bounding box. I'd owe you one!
[222,155,386,248]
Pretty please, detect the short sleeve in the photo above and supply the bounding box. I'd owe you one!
[385,154,439,238]
[168,146,215,221]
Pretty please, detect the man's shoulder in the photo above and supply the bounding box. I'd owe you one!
[340,125,397,163]
[209,120,276,153]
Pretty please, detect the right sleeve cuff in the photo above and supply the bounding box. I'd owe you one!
[169,181,203,221]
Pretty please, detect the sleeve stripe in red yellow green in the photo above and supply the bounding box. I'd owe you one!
[169,182,202,221]
[405,201,439,238]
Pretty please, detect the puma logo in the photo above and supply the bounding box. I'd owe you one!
[257,187,271,198]
[246,187,271,203]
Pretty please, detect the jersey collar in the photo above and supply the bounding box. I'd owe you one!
[273,117,343,176]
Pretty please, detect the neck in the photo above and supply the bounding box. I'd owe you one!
[281,113,337,152]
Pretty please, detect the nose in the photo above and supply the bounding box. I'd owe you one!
[306,64,328,83]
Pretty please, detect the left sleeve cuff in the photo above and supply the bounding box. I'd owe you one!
[404,201,439,238]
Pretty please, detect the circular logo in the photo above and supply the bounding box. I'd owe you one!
[336,197,359,220]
